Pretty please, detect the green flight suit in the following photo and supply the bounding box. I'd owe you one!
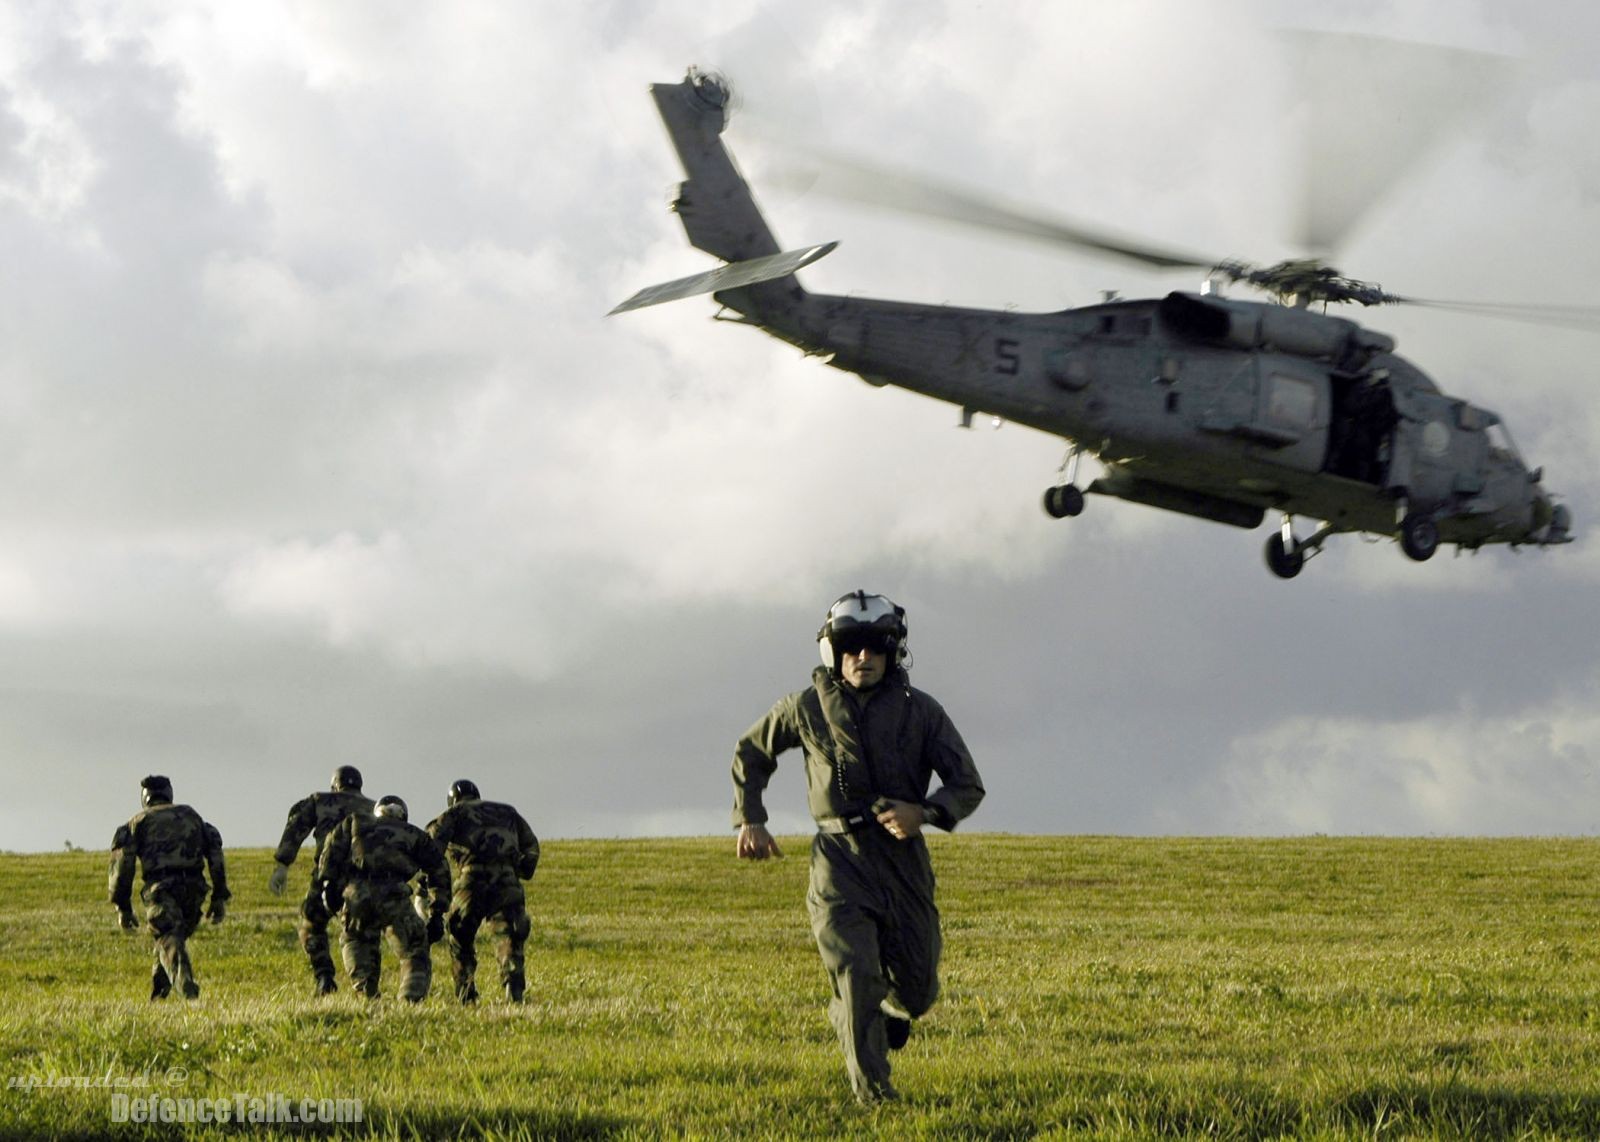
[109,803,229,1000]
[273,789,376,985]
[426,798,541,1002]
[316,814,450,1002]
[734,666,985,1101]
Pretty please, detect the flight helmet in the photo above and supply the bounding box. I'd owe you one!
[330,765,363,792]
[817,590,908,674]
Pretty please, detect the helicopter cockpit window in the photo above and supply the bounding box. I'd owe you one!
[1486,420,1522,461]
[1264,374,1318,432]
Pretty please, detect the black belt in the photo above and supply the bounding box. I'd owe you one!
[815,812,875,835]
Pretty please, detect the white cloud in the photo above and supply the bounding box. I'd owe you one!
[1,1,1597,852]
[1221,696,1600,835]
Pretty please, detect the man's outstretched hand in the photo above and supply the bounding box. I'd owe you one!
[736,823,783,860]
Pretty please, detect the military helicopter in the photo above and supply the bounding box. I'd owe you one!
[610,67,1574,579]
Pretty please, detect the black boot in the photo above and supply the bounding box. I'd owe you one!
[150,965,172,1001]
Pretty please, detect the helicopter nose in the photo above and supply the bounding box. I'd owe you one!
[1532,494,1572,545]
[1545,502,1573,545]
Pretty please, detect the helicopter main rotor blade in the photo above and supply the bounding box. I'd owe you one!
[1394,297,1600,333]
[767,148,1217,271]
[1284,31,1513,256]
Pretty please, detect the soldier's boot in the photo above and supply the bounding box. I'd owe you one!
[858,1078,901,1105]
[501,942,526,1005]
[455,979,479,1004]
[314,973,338,996]
[882,1002,912,1050]
[173,947,200,1000]
[399,956,431,1005]
[150,964,172,1001]
[343,934,379,999]
[303,935,338,990]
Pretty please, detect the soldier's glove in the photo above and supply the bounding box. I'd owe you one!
[116,905,138,931]
[268,862,290,896]
[426,912,445,946]
[515,852,539,880]
[206,898,227,925]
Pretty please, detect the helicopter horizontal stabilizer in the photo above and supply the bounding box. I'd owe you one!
[608,241,838,315]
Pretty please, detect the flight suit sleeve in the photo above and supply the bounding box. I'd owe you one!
[731,693,802,828]
[202,821,230,903]
[315,816,352,892]
[919,698,985,832]
[515,815,540,879]
[273,796,318,866]
[108,823,137,908]
[417,835,451,916]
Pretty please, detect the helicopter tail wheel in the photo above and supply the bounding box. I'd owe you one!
[1399,513,1440,562]
[1043,485,1085,519]
[1265,532,1305,579]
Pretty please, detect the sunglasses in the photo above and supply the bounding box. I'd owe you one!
[833,629,898,656]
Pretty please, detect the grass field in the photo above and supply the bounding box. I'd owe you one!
[2,835,1599,1139]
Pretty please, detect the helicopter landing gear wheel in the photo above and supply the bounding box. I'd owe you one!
[1399,513,1440,562]
[1265,532,1305,579]
[1043,484,1085,519]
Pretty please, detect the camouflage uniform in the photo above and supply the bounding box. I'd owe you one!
[426,797,540,1002]
[273,787,375,988]
[315,811,449,1001]
[109,798,229,1000]
[734,665,985,1102]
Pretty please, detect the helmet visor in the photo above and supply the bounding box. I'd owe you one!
[831,628,898,657]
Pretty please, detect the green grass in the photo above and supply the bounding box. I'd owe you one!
[2,836,1598,1138]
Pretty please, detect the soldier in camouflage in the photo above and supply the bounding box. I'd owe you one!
[426,779,541,1003]
[108,775,229,1000]
[269,765,375,995]
[733,591,985,1104]
[315,794,450,1002]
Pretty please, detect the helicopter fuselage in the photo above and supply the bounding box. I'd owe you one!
[715,282,1553,551]
[616,67,1570,576]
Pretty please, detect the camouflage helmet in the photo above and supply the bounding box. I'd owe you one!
[817,590,908,674]
[448,779,481,807]
[330,765,363,792]
[375,795,408,822]
[140,774,174,807]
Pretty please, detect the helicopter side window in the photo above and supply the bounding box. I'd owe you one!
[1264,373,1318,432]
[1093,313,1152,338]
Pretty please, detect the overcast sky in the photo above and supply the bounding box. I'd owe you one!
[3,1,1599,854]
